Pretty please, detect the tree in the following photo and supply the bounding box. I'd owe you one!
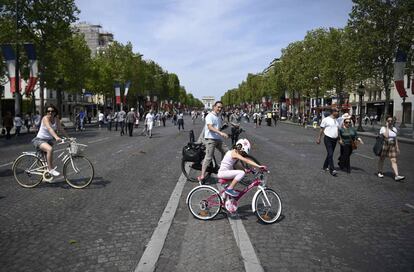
[348,0,414,120]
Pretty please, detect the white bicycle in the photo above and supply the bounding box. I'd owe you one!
[12,137,94,189]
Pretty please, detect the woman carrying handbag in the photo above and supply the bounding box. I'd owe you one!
[377,116,405,181]
[338,116,363,173]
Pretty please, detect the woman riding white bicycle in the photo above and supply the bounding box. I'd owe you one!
[218,138,266,197]
[31,104,69,177]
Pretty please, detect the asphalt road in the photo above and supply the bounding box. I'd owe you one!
[0,117,413,272]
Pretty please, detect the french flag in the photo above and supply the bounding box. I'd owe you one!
[123,81,131,104]
[23,43,38,95]
[1,44,20,93]
[394,50,408,98]
[114,83,121,105]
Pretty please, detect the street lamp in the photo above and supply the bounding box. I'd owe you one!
[357,83,365,132]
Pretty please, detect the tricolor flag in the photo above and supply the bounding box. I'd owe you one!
[23,44,38,95]
[1,44,20,93]
[123,81,131,104]
[115,83,121,105]
[394,50,408,98]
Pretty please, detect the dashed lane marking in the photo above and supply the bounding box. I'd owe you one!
[228,217,265,272]
[354,152,375,160]
[405,204,414,210]
[134,173,187,272]
[0,162,13,168]
[87,137,110,144]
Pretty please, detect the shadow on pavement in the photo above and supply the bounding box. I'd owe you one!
[0,168,13,178]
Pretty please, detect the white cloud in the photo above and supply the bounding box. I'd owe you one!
[76,0,352,100]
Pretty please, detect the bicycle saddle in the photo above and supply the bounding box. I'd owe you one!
[218,178,232,184]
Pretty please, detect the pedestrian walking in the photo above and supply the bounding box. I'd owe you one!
[316,108,340,176]
[126,108,136,136]
[338,116,363,173]
[79,110,85,130]
[173,112,178,126]
[24,113,31,133]
[229,108,241,146]
[134,111,140,128]
[177,111,184,131]
[266,111,272,126]
[377,116,405,181]
[2,111,13,139]
[107,110,113,131]
[161,112,167,127]
[113,111,118,131]
[118,108,126,136]
[253,112,259,128]
[98,111,104,129]
[144,110,155,138]
[198,101,229,182]
[14,114,23,136]
[33,111,41,131]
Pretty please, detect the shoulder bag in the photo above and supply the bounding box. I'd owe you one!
[373,134,384,156]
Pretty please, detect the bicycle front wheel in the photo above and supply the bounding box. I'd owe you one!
[181,160,210,182]
[187,186,222,220]
[254,188,282,224]
[63,156,94,189]
[13,154,44,188]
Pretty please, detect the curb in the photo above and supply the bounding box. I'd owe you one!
[279,121,414,145]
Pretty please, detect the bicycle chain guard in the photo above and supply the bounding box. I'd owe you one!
[43,171,53,182]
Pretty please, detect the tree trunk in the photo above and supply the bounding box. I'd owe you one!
[14,91,22,116]
[39,77,45,115]
[56,88,62,116]
[383,74,390,123]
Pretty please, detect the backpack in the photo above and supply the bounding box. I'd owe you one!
[182,142,205,162]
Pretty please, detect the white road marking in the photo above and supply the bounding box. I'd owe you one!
[0,162,13,168]
[115,149,123,154]
[405,203,414,210]
[87,137,110,144]
[134,173,187,272]
[228,217,264,272]
[354,152,375,160]
[217,182,264,272]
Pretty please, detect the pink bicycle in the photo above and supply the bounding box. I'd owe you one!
[186,167,282,224]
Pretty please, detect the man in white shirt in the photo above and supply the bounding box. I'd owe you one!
[316,108,339,176]
[199,101,229,182]
[144,110,155,138]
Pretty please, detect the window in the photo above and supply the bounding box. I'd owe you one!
[49,91,53,99]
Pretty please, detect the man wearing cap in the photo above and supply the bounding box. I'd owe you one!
[126,108,137,137]
[316,108,340,176]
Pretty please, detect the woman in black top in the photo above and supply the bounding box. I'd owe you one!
[338,118,363,173]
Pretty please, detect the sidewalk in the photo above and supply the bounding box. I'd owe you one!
[0,118,98,139]
[280,120,414,144]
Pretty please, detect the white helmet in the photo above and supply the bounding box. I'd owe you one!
[236,138,251,155]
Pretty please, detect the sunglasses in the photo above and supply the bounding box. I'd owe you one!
[344,121,351,124]
[47,110,55,113]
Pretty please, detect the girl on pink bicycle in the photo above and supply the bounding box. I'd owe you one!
[218,138,266,197]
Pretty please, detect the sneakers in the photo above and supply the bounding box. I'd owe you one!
[225,188,239,197]
[330,170,338,177]
[395,175,405,182]
[49,169,60,177]
[377,172,384,178]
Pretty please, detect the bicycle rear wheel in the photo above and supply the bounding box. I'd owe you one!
[187,186,222,220]
[63,156,94,188]
[181,160,211,182]
[13,154,44,188]
[254,188,282,224]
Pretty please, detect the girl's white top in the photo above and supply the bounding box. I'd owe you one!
[219,150,237,172]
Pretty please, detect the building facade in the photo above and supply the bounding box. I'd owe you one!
[201,96,215,110]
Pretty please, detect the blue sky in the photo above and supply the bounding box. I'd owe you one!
[75,0,353,100]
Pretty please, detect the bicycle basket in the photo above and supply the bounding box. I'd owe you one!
[69,142,84,155]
